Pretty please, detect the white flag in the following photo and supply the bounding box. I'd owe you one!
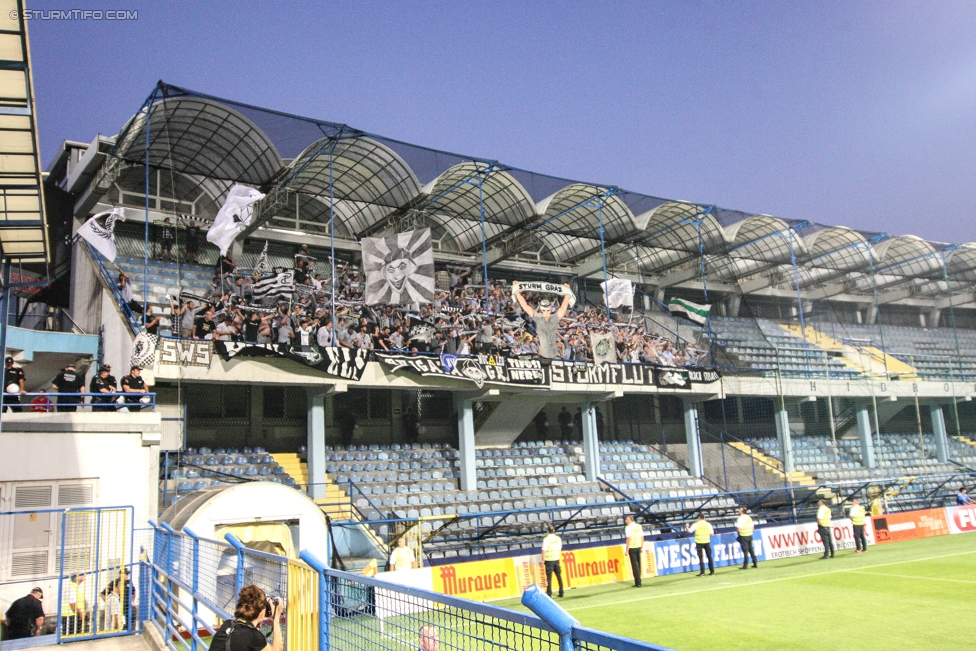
[207,184,265,256]
[601,278,634,310]
[590,331,617,365]
[77,207,126,261]
[668,298,711,325]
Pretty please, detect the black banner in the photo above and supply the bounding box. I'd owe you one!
[213,342,368,381]
[376,353,546,388]
[655,366,722,389]
[549,360,655,386]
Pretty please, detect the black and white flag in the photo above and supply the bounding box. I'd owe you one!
[255,240,271,275]
[130,331,158,369]
[207,184,265,256]
[252,268,294,301]
[362,228,435,305]
[77,207,126,261]
[213,341,368,381]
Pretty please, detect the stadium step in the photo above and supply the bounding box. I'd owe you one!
[271,452,308,485]
[954,435,976,450]
[726,441,818,487]
[780,324,918,379]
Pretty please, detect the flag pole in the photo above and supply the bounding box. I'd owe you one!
[142,86,158,330]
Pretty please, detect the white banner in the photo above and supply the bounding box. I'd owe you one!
[945,504,976,534]
[207,184,265,255]
[512,281,576,307]
[760,519,874,560]
[373,567,435,621]
[590,331,617,365]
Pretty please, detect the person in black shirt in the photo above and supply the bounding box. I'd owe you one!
[51,363,85,412]
[183,219,200,263]
[121,367,148,412]
[4,356,26,412]
[158,217,175,260]
[208,584,282,651]
[90,365,117,412]
[242,311,261,343]
[4,587,44,639]
[144,306,161,336]
[195,310,217,340]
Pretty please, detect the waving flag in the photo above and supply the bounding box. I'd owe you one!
[255,240,271,275]
[252,269,294,302]
[668,298,711,325]
[601,278,634,310]
[207,184,265,255]
[77,207,126,261]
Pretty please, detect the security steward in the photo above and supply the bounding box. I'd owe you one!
[624,515,644,587]
[849,498,867,553]
[817,499,835,559]
[541,525,564,598]
[686,513,715,576]
[121,366,148,411]
[90,365,117,412]
[4,587,44,639]
[51,363,85,412]
[736,507,758,569]
[4,355,26,411]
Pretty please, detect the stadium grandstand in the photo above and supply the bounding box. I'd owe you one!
[3,75,976,651]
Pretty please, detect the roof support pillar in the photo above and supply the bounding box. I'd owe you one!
[582,401,600,482]
[775,402,794,474]
[683,399,703,478]
[307,389,329,500]
[930,404,949,464]
[855,403,876,469]
[456,395,477,491]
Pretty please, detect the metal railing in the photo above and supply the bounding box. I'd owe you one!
[2,391,157,412]
[146,522,672,651]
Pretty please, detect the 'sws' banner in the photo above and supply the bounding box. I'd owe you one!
[213,342,368,381]
[761,519,875,560]
[654,532,767,575]
[376,352,546,388]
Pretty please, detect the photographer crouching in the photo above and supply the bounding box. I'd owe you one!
[209,586,283,651]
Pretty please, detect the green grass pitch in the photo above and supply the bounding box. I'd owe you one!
[497,534,976,651]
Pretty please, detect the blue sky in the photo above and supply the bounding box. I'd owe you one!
[28,1,976,243]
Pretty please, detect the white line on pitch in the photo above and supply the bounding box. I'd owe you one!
[848,570,976,584]
[565,549,976,611]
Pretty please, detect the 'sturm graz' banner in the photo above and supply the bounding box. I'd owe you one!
[376,353,546,388]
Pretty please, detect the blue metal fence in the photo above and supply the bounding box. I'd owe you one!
[146,523,673,651]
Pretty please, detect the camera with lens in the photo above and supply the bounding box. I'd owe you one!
[266,597,280,613]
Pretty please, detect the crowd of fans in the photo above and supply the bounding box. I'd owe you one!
[147,241,710,367]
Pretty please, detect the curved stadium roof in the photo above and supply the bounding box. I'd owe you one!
[104,82,976,302]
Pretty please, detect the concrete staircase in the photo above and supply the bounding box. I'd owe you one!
[781,324,917,379]
[727,441,817,486]
[271,452,353,520]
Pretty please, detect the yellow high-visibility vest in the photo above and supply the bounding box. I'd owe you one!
[849,504,866,526]
[817,505,832,528]
[61,581,77,616]
[625,521,644,549]
[736,514,754,537]
[389,546,416,571]
[691,521,714,544]
[542,534,562,561]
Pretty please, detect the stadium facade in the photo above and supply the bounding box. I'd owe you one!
[2,74,975,647]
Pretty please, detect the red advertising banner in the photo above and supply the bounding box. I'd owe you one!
[872,508,950,544]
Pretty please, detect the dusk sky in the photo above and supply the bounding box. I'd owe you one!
[27,1,976,244]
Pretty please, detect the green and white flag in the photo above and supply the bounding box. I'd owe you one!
[668,298,710,325]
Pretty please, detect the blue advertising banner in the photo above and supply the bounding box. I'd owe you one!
[653,531,768,576]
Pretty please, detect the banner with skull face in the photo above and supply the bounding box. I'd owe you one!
[362,228,435,305]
